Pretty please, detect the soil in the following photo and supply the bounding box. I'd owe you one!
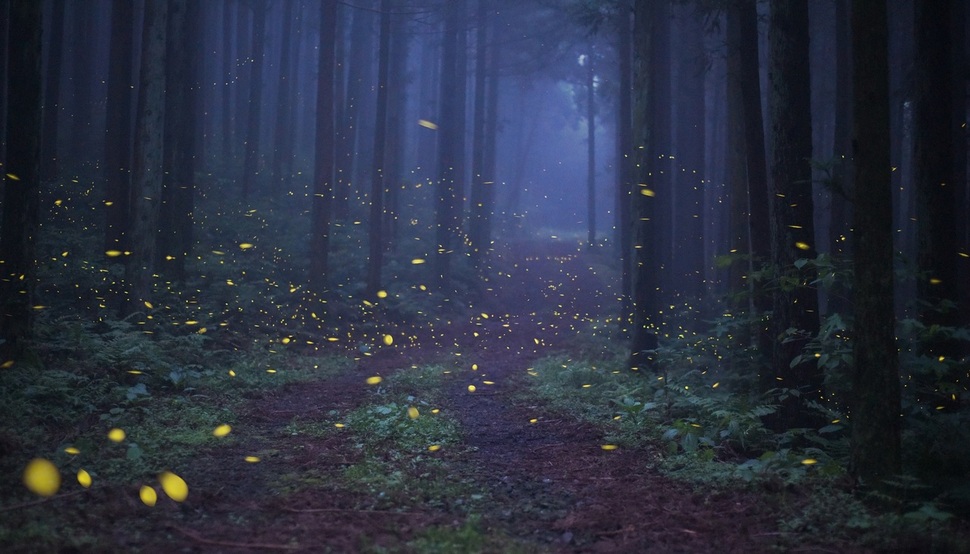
[2,238,880,552]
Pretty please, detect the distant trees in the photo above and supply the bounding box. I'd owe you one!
[0,0,43,358]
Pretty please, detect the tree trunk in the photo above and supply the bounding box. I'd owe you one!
[616,7,634,330]
[384,5,409,248]
[40,0,64,182]
[0,0,43,359]
[241,0,266,203]
[367,0,392,296]
[586,49,597,248]
[123,0,167,316]
[104,0,135,256]
[434,0,466,289]
[913,0,960,344]
[725,4,750,306]
[335,6,371,220]
[850,0,900,487]
[629,0,662,371]
[309,0,337,302]
[469,0,490,272]
[221,0,233,160]
[271,0,295,192]
[157,0,198,282]
[764,0,822,428]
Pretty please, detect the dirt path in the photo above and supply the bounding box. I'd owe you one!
[11,239,837,552]
[148,239,789,553]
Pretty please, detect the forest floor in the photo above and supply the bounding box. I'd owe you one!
[0,238,961,552]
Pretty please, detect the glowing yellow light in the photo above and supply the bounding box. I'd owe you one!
[140,485,158,506]
[377,290,388,298]
[366,376,383,385]
[77,469,92,488]
[105,250,124,257]
[107,428,126,443]
[239,243,254,250]
[212,424,232,437]
[418,119,438,130]
[801,458,818,465]
[245,456,261,463]
[601,444,619,451]
[22,458,60,497]
[639,188,656,197]
[794,241,811,251]
[467,385,476,392]
[383,334,394,346]
[407,406,420,419]
[428,444,441,452]
[159,471,188,502]
[64,447,80,455]
[411,258,426,265]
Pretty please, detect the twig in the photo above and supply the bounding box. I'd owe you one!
[170,526,301,551]
[281,506,421,516]
[0,487,97,512]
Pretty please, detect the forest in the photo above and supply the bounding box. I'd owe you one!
[1,0,969,551]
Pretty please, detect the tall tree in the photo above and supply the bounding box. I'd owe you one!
[157,0,199,281]
[104,0,135,256]
[39,0,64,183]
[585,48,597,248]
[384,4,409,247]
[123,0,168,315]
[367,0,392,295]
[734,0,773,368]
[616,5,634,329]
[469,0,491,272]
[629,0,663,371]
[850,0,899,486]
[309,0,337,302]
[241,0,267,202]
[0,0,43,359]
[764,0,822,427]
[913,0,960,345]
[271,0,296,191]
[434,0,467,289]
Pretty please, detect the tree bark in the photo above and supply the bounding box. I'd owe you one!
[241,0,266,203]
[309,0,337,302]
[157,0,199,281]
[629,0,662,371]
[123,0,168,316]
[367,0,392,296]
[271,0,295,192]
[39,0,64,182]
[434,0,466,289]
[913,0,960,343]
[470,0,490,272]
[586,49,597,248]
[0,0,43,359]
[764,0,822,428]
[104,0,135,256]
[616,6,634,330]
[850,0,900,486]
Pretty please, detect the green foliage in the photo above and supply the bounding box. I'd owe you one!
[345,399,462,453]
